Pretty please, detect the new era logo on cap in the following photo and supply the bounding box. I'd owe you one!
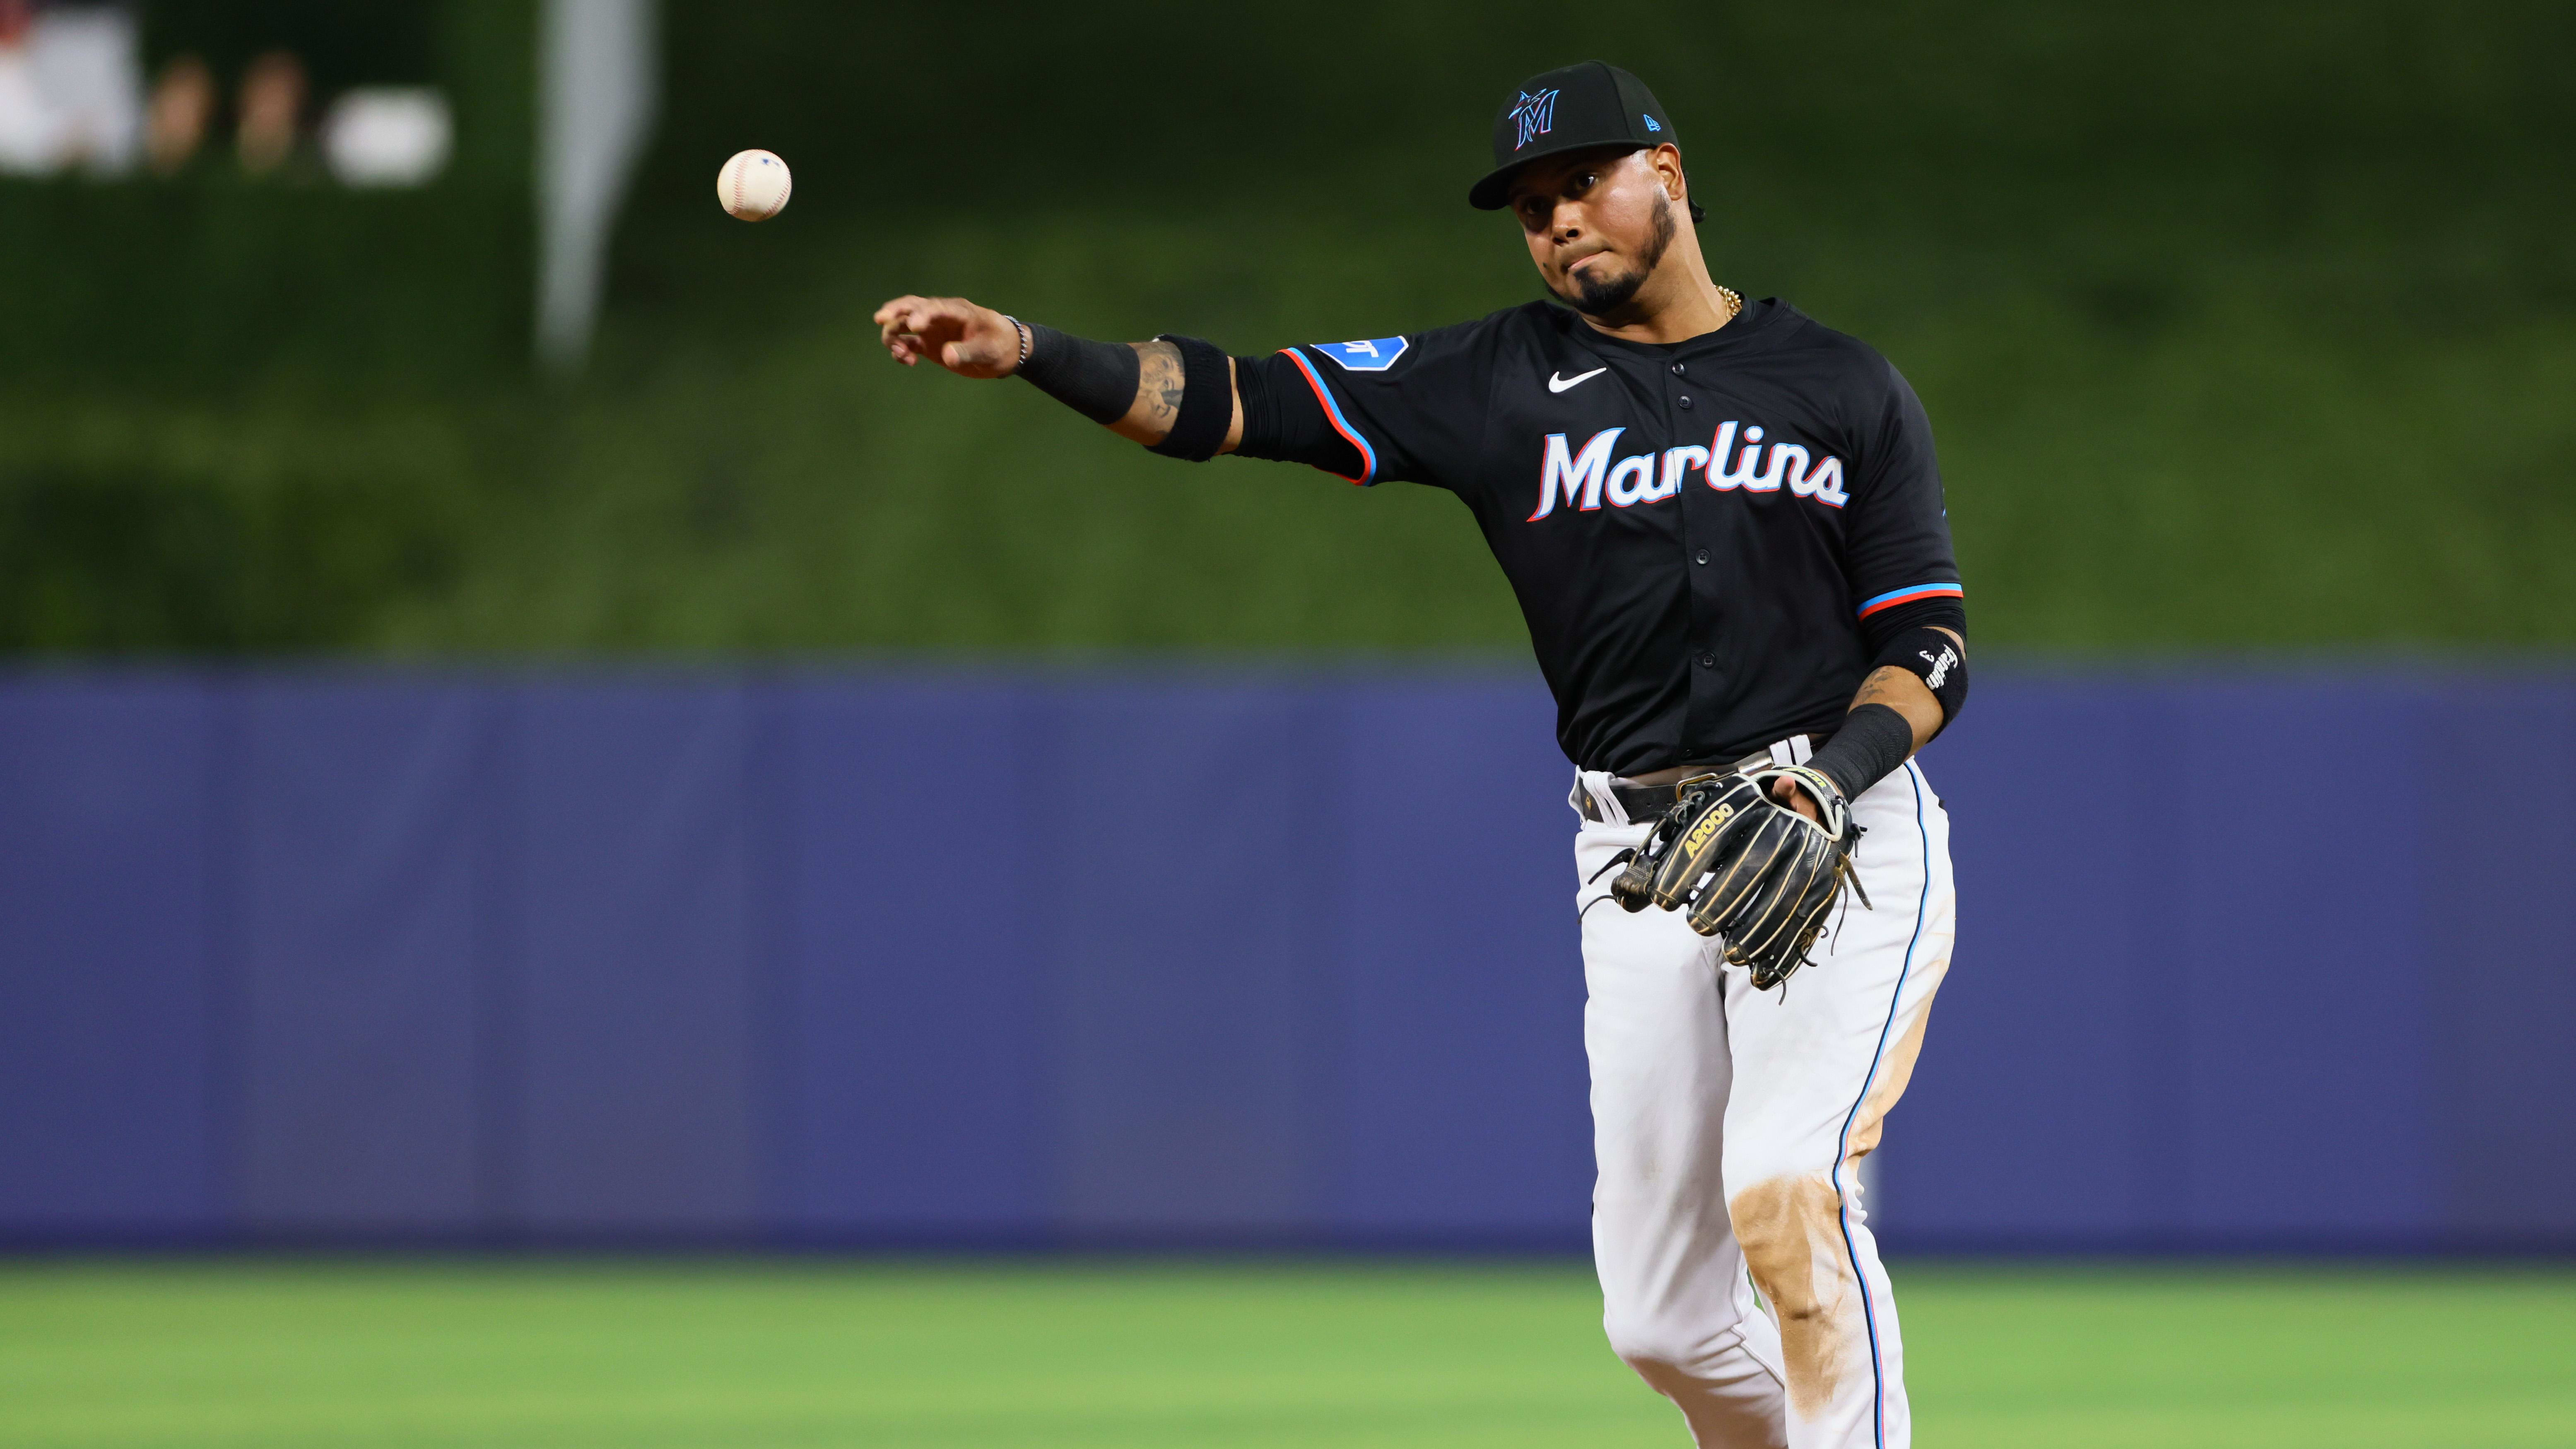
[1510,89,1559,149]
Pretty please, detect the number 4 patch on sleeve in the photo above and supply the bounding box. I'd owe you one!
[1308,338,1409,372]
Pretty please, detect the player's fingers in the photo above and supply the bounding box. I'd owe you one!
[898,296,968,325]
[1770,776,1821,822]
[878,299,966,348]
[873,295,937,330]
[879,298,1000,374]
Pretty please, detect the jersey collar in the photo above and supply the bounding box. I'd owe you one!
[1556,297,1793,360]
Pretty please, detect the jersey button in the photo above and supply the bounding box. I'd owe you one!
[1696,652,1716,668]
[1677,394,1694,409]
[1694,549,1710,565]
[1669,363,1686,376]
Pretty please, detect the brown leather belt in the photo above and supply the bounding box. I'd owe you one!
[1574,736,1827,825]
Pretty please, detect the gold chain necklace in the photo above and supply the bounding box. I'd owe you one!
[1716,285,1743,322]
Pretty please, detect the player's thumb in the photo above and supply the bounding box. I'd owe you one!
[944,335,1002,375]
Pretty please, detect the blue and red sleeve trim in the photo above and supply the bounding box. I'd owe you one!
[1279,348,1378,486]
[1855,582,1964,618]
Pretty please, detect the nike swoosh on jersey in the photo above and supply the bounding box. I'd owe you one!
[1547,367,1608,393]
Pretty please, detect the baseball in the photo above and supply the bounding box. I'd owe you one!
[717,149,791,222]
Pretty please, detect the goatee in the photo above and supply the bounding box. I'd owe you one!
[1568,201,1677,316]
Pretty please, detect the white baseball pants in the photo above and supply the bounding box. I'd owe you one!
[1573,758,1955,1449]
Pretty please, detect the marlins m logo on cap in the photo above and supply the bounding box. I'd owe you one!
[1510,89,1559,149]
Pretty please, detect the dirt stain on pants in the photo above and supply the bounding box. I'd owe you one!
[1728,1172,1853,1418]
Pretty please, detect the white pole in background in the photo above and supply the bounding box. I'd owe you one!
[535,0,658,372]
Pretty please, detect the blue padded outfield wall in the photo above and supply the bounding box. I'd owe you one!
[2,667,2571,1253]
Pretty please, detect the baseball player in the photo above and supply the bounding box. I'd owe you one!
[875,60,1964,1449]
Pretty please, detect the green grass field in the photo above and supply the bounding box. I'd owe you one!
[2,1259,2569,1448]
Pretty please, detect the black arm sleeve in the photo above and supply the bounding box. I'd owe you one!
[1806,702,1917,803]
[1017,324,1139,425]
[1232,351,1366,478]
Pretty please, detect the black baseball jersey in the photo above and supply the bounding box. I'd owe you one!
[1233,298,1964,777]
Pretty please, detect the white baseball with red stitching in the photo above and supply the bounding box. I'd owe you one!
[716,149,792,222]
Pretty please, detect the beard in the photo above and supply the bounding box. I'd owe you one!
[1562,200,1677,316]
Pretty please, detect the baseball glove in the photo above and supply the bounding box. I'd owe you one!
[1606,765,1868,990]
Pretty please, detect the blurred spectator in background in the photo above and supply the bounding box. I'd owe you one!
[235,46,299,174]
[322,86,450,188]
[144,51,209,173]
[29,3,140,170]
[0,0,66,172]
[0,0,142,175]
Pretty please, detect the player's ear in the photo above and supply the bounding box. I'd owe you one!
[1650,143,1687,200]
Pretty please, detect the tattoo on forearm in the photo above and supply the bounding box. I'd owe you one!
[1853,664,1943,752]
[1853,665,1915,709]
[1133,341,1185,432]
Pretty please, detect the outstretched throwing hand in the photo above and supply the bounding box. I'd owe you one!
[873,295,1021,378]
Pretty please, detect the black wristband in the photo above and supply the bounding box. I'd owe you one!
[1807,703,1915,802]
[1017,323,1139,425]
[1875,625,1968,730]
[1145,335,1232,462]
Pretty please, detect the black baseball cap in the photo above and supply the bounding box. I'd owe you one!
[1468,60,1691,214]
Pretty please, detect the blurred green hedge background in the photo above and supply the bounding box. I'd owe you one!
[2,1,2569,653]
